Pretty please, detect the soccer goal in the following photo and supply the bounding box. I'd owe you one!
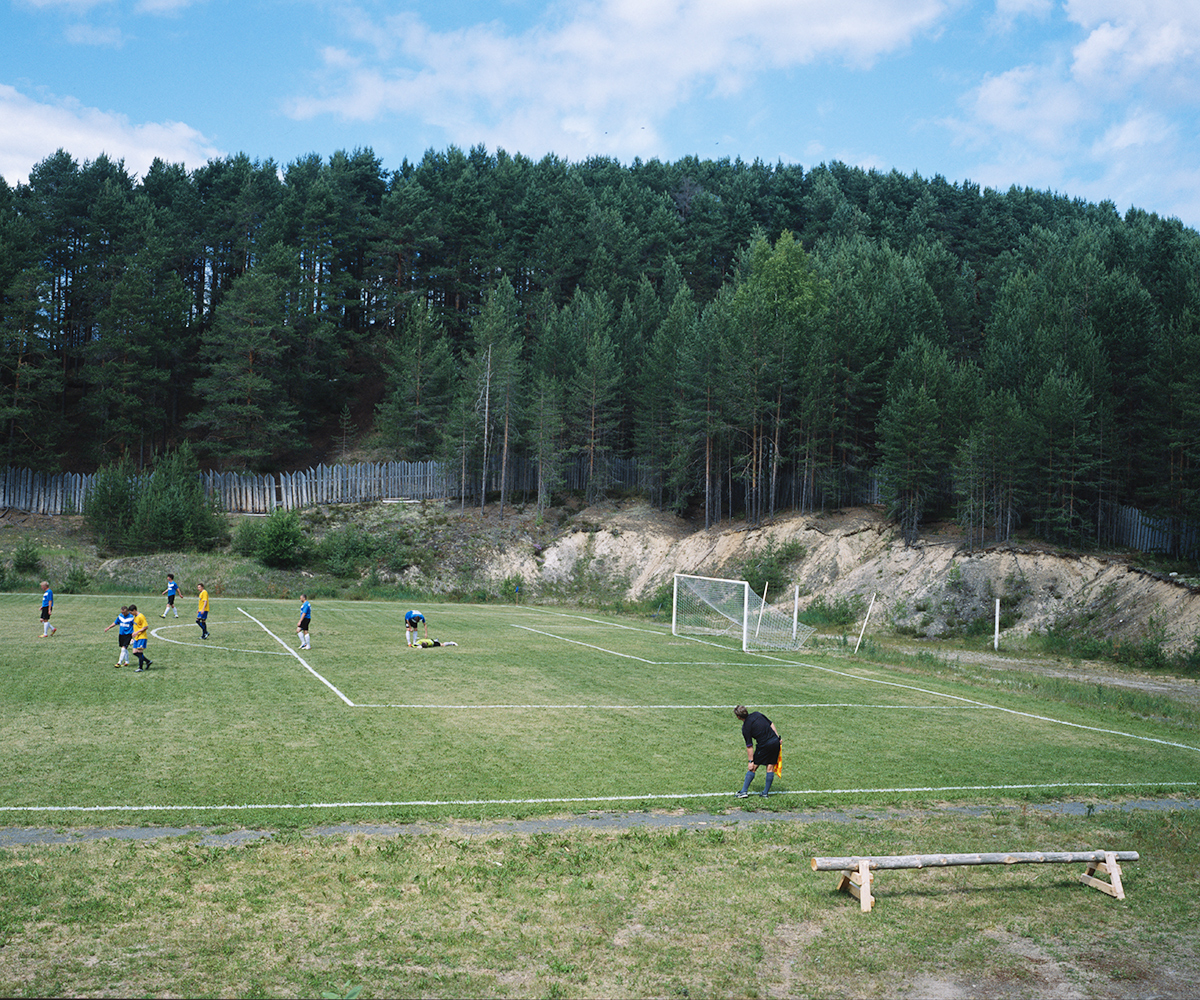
[671,573,817,652]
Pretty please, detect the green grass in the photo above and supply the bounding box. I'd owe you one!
[4,589,1200,997]
[3,592,1198,828]
[0,808,1196,998]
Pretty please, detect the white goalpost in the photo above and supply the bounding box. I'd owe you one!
[671,573,816,652]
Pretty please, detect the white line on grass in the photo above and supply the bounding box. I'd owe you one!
[778,656,1200,754]
[237,607,355,706]
[149,621,293,656]
[2,780,1195,813]
[512,624,662,662]
[353,702,966,710]
[516,621,1200,754]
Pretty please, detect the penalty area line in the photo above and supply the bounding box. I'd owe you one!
[3,781,1195,813]
[511,624,661,662]
[238,607,355,706]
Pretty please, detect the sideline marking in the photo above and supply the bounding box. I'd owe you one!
[238,607,355,706]
[3,780,1195,813]
[354,702,966,710]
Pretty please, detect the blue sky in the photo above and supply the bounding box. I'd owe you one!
[3,0,1199,228]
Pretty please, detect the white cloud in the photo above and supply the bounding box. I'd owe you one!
[63,22,125,45]
[0,84,223,185]
[289,0,952,159]
[1066,0,1200,89]
[945,2,1200,225]
[966,63,1089,148]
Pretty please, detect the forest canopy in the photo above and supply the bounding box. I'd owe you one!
[2,145,1199,548]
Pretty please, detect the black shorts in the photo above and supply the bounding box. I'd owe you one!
[41,607,51,621]
[166,595,175,606]
[752,739,781,767]
[298,617,310,630]
[118,634,131,648]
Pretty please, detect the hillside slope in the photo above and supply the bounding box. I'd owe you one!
[475,501,1200,657]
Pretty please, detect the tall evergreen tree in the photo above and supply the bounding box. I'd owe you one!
[375,299,457,460]
[187,249,300,468]
[466,277,523,516]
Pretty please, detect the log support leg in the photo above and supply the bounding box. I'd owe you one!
[834,859,874,912]
[1080,851,1126,900]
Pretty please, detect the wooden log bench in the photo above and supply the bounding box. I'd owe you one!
[811,850,1139,912]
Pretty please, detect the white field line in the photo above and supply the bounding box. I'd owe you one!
[511,624,661,662]
[150,620,293,656]
[237,607,355,706]
[140,601,1200,758]
[525,622,1200,755]
[2,780,1196,814]
[354,703,966,710]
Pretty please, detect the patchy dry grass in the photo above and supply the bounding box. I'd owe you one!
[1,807,1198,998]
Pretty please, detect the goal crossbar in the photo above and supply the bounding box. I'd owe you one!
[672,573,816,652]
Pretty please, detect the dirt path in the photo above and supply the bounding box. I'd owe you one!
[3,796,1198,849]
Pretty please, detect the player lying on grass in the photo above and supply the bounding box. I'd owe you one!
[414,637,457,648]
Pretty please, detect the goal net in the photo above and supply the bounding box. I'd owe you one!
[671,573,816,652]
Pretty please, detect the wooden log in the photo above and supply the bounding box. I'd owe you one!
[812,850,1138,871]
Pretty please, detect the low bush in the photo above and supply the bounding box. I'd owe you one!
[317,523,378,578]
[801,593,865,628]
[231,518,266,557]
[12,537,42,574]
[258,509,309,569]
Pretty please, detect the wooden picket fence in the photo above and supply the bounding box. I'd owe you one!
[1,462,1197,559]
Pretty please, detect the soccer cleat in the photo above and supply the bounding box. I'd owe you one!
[735,791,749,799]
[759,791,769,797]
[161,613,166,618]
[114,663,122,668]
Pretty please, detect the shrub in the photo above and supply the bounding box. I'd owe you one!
[317,523,377,578]
[231,518,266,557]
[740,539,806,599]
[257,509,309,568]
[61,563,90,594]
[12,538,42,574]
[801,594,865,628]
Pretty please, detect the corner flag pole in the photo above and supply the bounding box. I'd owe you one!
[853,592,876,655]
[754,582,769,638]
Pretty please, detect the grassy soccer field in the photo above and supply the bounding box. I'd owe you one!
[4,591,1198,828]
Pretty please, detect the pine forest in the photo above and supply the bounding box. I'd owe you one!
[2,145,1199,551]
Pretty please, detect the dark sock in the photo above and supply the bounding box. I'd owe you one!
[740,770,755,795]
[763,771,774,795]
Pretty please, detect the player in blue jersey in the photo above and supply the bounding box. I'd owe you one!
[38,581,57,637]
[161,573,179,618]
[104,605,135,667]
[404,609,426,647]
[297,594,311,650]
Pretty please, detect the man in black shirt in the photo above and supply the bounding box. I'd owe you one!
[734,705,782,798]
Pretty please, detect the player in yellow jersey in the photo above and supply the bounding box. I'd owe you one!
[129,604,153,671]
[196,583,210,639]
